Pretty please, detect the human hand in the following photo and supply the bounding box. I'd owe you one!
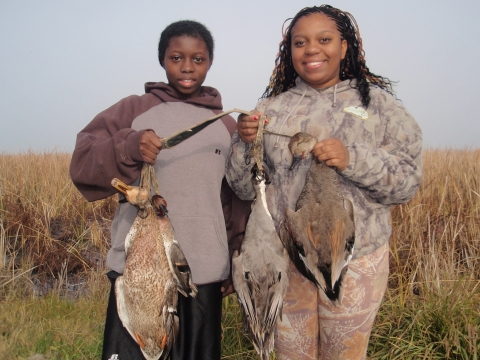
[139,130,162,165]
[220,277,234,298]
[237,110,261,144]
[312,138,350,172]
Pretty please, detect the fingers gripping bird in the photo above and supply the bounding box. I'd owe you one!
[232,115,290,360]
[279,132,355,305]
[111,164,197,360]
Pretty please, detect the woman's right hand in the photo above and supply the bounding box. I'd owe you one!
[237,110,262,144]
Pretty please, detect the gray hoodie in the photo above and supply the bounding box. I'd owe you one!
[226,77,422,259]
[70,82,251,284]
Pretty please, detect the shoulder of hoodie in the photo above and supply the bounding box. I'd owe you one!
[104,92,161,117]
[120,93,237,138]
[367,84,414,119]
[145,81,237,138]
[105,83,237,136]
[254,81,412,123]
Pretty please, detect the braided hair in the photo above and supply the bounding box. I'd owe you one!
[158,20,214,67]
[262,5,395,108]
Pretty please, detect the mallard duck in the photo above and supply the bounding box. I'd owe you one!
[279,132,355,305]
[232,115,289,360]
[111,164,196,360]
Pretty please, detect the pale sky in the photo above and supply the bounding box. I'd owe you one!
[1,0,479,153]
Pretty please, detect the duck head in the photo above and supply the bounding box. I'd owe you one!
[111,178,149,209]
[251,163,270,185]
[288,132,318,170]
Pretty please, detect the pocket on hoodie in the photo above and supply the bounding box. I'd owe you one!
[169,215,229,280]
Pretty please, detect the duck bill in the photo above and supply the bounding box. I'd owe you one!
[111,178,132,196]
[290,155,303,170]
[151,194,168,216]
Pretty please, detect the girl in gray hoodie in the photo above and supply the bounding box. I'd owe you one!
[226,5,422,359]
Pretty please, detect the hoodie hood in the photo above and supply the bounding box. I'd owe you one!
[289,77,357,97]
[289,77,358,108]
[144,81,224,110]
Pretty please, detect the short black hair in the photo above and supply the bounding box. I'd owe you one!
[158,20,214,67]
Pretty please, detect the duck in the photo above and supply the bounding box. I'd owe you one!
[279,132,355,305]
[232,115,290,360]
[111,164,197,360]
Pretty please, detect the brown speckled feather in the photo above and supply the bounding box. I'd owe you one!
[112,164,197,360]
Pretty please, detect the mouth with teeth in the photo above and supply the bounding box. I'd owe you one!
[304,61,325,69]
[179,79,196,87]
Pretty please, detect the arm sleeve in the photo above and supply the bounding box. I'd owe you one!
[225,131,256,200]
[340,99,423,205]
[69,95,149,202]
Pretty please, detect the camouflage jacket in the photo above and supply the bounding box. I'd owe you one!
[225,77,423,259]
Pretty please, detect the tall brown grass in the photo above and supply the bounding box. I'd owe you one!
[371,148,480,359]
[0,149,479,359]
[0,151,116,282]
[390,148,480,295]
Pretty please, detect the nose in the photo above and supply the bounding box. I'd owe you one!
[181,59,194,73]
[305,42,320,55]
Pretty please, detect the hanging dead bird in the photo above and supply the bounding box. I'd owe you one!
[111,164,196,360]
[108,108,255,359]
[232,115,289,360]
[279,132,355,305]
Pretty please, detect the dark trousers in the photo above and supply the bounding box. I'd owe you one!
[102,272,223,360]
[170,281,223,360]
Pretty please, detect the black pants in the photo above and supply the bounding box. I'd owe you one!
[102,272,223,360]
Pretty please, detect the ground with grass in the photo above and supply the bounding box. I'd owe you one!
[0,149,479,359]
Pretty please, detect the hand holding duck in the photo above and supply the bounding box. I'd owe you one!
[312,137,349,172]
[139,130,162,165]
[237,111,262,144]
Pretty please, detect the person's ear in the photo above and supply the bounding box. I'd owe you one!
[341,40,347,60]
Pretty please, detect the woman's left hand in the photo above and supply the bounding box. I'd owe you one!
[312,138,350,172]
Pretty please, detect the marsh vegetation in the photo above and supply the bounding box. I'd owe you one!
[0,149,479,359]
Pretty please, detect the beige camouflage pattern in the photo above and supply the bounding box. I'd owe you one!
[226,78,421,358]
[226,77,422,259]
[275,242,389,359]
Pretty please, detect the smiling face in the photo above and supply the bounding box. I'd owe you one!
[162,35,212,99]
[291,13,347,89]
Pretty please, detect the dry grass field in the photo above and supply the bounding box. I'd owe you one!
[0,149,479,359]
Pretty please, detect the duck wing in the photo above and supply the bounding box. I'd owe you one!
[152,195,198,298]
[165,239,198,297]
[279,216,319,287]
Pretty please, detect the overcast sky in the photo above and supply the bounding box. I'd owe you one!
[1,0,479,153]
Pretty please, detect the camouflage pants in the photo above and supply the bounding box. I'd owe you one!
[275,242,389,360]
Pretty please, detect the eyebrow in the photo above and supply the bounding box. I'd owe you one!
[168,49,207,56]
[292,29,336,38]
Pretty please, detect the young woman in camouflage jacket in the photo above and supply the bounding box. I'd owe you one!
[226,5,422,359]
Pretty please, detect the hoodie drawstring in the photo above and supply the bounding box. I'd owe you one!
[332,84,338,108]
[274,87,308,148]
